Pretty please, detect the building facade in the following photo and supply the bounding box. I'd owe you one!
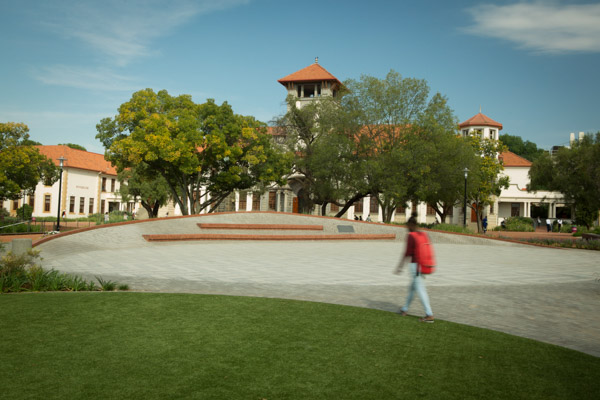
[1,145,138,219]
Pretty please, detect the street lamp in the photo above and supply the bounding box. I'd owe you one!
[463,167,469,228]
[56,156,66,232]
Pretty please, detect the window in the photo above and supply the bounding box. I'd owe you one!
[369,196,379,213]
[426,205,436,216]
[101,199,105,214]
[89,198,94,214]
[12,200,19,211]
[490,129,496,140]
[44,195,51,212]
[330,203,339,212]
[69,196,75,213]
[79,197,85,214]
[354,198,363,213]
[462,129,469,137]
[111,179,115,192]
[238,192,247,211]
[396,205,406,213]
[102,177,107,192]
[252,194,260,211]
[29,195,35,210]
[475,129,483,138]
[489,203,494,214]
[268,191,277,211]
[511,203,520,217]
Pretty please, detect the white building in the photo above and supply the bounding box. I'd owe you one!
[1,145,138,218]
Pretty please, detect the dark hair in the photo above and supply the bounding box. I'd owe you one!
[407,214,418,225]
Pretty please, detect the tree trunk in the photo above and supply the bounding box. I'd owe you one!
[334,193,367,218]
[321,202,328,216]
[140,201,156,218]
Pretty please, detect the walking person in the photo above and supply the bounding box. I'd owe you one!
[394,214,435,323]
[546,218,552,232]
[482,216,488,234]
[557,218,563,232]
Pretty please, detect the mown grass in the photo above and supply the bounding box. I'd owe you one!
[0,293,598,399]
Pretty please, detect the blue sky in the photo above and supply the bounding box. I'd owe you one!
[1,0,599,153]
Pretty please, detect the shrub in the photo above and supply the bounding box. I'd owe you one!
[503,217,534,232]
[1,250,129,292]
[16,204,33,220]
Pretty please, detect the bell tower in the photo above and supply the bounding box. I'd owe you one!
[278,58,342,110]
[458,110,503,141]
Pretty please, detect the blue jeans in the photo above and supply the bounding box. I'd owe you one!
[401,263,433,316]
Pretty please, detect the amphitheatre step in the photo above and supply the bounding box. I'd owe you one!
[143,233,396,242]
[198,223,323,231]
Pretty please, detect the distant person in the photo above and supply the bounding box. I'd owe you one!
[394,214,435,323]
[546,218,551,232]
[557,218,563,232]
[366,214,372,222]
[61,210,66,218]
[537,217,542,230]
[482,216,488,234]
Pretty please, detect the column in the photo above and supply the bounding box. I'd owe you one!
[234,191,240,212]
[246,192,252,211]
[363,196,371,219]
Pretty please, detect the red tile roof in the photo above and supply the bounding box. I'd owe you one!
[36,145,118,175]
[499,151,532,167]
[459,113,503,129]
[278,62,342,85]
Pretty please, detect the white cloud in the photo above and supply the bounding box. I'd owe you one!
[32,65,137,91]
[39,0,250,66]
[464,1,600,54]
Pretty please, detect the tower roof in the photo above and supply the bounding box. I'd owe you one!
[499,151,532,167]
[278,61,342,86]
[459,112,503,130]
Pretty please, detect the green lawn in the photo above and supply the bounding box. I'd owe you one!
[1,293,598,399]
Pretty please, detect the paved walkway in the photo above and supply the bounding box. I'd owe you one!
[34,213,600,357]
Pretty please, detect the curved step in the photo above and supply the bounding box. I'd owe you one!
[198,223,323,231]
[143,233,396,241]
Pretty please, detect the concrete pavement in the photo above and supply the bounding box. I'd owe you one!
[34,212,600,357]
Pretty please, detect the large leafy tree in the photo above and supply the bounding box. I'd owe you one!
[342,70,439,222]
[0,122,58,201]
[97,89,290,215]
[117,164,170,218]
[419,94,479,223]
[499,133,545,162]
[275,96,361,215]
[467,137,510,232]
[529,132,600,228]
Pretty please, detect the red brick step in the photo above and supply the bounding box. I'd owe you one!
[143,233,395,241]
[198,223,324,231]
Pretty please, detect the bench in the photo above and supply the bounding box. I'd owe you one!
[581,233,600,241]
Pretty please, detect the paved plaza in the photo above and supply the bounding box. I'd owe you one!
[34,213,600,357]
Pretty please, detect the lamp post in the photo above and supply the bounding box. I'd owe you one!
[463,167,469,228]
[56,156,66,232]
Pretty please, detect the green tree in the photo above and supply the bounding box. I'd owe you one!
[499,134,545,162]
[342,70,435,222]
[59,143,87,151]
[0,122,59,201]
[529,132,600,228]
[97,89,290,215]
[419,94,479,223]
[276,96,361,215]
[467,137,510,232]
[117,164,170,218]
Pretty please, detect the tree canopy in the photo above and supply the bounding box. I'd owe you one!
[0,122,58,201]
[96,89,290,215]
[499,134,545,162]
[59,143,87,151]
[529,132,600,228]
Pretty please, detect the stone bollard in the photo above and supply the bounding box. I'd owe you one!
[11,238,33,256]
